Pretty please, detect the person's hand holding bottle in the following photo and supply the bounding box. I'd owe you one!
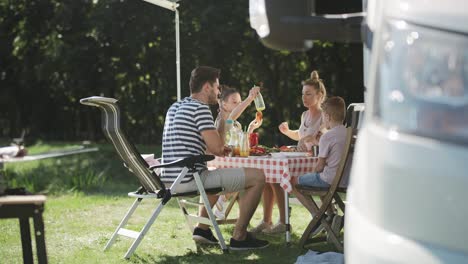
[248,86,261,101]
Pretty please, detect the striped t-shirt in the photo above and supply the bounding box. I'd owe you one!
[161,97,216,184]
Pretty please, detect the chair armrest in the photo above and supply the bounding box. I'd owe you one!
[149,155,215,170]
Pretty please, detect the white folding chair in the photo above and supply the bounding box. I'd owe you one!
[80,96,229,259]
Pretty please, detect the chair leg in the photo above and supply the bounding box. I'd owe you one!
[299,195,334,248]
[326,226,344,252]
[104,198,142,251]
[124,201,166,259]
[223,192,239,220]
[193,172,228,251]
[329,194,345,251]
[103,193,172,259]
[334,193,346,213]
[299,208,326,247]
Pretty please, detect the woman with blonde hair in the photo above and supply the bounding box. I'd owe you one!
[279,70,327,150]
[251,70,327,234]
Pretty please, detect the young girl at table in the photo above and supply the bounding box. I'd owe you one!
[214,85,263,138]
[212,85,263,219]
[251,70,327,234]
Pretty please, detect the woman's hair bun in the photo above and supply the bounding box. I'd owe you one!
[310,70,319,80]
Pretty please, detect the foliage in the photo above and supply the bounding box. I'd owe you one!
[0,0,363,146]
[3,141,160,194]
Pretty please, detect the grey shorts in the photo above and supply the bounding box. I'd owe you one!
[172,168,245,194]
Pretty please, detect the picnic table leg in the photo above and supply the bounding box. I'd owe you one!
[33,205,48,264]
[19,217,33,264]
[284,189,291,245]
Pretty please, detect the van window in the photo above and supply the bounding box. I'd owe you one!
[374,20,468,144]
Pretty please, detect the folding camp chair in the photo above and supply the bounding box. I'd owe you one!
[80,96,230,258]
[345,103,365,129]
[295,127,356,251]
[179,191,239,229]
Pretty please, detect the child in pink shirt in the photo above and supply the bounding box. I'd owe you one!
[292,96,348,219]
[298,96,347,187]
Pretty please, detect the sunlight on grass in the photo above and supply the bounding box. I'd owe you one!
[2,141,157,194]
[0,194,335,263]
[26,141,86,155]
[0,141,338,263]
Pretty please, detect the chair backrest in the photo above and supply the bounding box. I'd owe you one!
[328,127,357,191]
[80,96,165,193]
[345,103,365,129]
[342,103,364,186]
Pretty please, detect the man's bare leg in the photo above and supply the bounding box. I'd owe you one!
[197,194,220,230]
[232,168,265,240]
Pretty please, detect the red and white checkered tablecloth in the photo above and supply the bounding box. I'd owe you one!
[208,156,318,193]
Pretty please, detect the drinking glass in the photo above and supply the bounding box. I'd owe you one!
[239,132,250,157]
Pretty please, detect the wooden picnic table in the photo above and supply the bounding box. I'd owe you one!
[0,195,48,264]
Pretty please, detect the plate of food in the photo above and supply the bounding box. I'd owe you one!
[270,151,308,158]
[270,152,286,158]
[279,145,297,152]
[249,145,283,155]
[249,145,268,156]
[282,152,308,157]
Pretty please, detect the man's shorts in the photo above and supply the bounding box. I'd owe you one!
[298,172,330,188]
[172,168,245,194]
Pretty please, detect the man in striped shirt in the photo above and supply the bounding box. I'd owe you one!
[161,66,269,250]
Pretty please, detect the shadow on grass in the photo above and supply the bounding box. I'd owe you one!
[126,232,339,264]
[131,243,303,264]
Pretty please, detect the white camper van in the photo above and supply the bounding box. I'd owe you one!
[346,1,468,263]
[250,0,468,262]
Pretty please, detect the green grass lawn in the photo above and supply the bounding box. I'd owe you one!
[0,194,336,263]
[2,141,153,194]
[0,141,338,263]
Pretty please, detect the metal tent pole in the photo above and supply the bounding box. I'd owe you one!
[141,0,181,101]
[175,8,181,101]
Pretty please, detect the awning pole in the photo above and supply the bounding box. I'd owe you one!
[141,0,180,101]
[175,8,181,101]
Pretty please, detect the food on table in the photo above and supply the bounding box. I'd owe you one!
[279,145,297,152]
[249,145,280,155]
[249,145,267,156]
[259,145,280,153]
[246,145,300,156]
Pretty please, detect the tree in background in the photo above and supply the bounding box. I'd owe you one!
[0,0,362,146]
